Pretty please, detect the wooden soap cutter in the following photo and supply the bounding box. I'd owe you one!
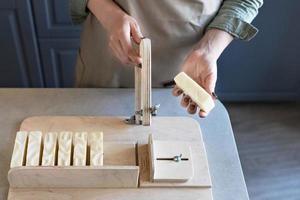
[6,38,212,200]
[125,38,160,126]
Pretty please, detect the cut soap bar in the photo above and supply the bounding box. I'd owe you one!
[42,132,58,166]
[89,132,103,166]
[58,131,72,166]
[10,131,28,168]
[174,72,215,113]
[26,131,42,166]
[73,132,88,166]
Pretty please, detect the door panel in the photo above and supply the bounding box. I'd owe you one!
[39,39,80,87]
[32,0,82,38]
[0,11,29,87]
[0,1,15,9]
[0,0,43,87]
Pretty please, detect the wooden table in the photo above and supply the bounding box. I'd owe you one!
[0,89,249,200]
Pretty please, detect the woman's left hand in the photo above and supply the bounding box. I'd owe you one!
[172,50,217,118]
[172,29,233,118]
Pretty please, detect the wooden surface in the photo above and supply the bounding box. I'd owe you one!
[139,143,211,188]
[134,66,142,124]
[8,166,139,188]
[140,39,152,125]
[149,135,194,182]
[103,142,136,166]
[8,116,212,200]
[0,89,249,200]
[8,188,212,200]
[8,141,138,189]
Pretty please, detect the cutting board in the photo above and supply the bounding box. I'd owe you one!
[8,116,212,200]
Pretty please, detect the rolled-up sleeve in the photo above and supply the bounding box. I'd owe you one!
[70,0,89,24]
[207,0,263,41]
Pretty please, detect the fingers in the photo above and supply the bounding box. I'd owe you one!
[108,19,142,66]
[172,85,183,96]
[109,40,130,65]
[187,101,197,114]
[130,22,143,44]
[129,22,142,64]
[180,94,190,108]
[199,110,208,118]
[119,29,141,65]
[212,92,218,100]
[174,90,209,118]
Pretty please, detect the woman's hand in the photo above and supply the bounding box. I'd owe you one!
[106,14,143,65]
[88,0,143,65]
[172,51,217,118]
[173,29,233,118]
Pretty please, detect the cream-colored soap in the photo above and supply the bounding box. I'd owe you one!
[57,131,72,166]
[26,131,42,166]
[42,132,58,166]
[174,72,215,113]
[10,131,28,168]
[89,132,103,166]
[73,132,88,166]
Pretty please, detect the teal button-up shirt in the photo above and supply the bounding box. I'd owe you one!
[70,0,263,41]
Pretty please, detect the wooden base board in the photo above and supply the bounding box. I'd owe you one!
[148,135,194,183]
[139,143,211,188]
[8,142,138,188]
[8,166,139,188]
[8,188,212,200]
[8,116,212,200]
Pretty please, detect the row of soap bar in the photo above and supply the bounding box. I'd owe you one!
[10,131,103,168]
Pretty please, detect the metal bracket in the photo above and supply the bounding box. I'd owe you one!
[150,104,160,116]
[156,154,189,162]
[125,104,160,125]
[124,115,141,125]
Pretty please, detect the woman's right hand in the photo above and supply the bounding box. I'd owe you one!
[106,14,143,65]
[88,0,143,65]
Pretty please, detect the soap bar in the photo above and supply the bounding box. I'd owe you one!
[42,132,58,166]
[26,131,42,166]
[89,132,103,166]
[73,132,88,166]
[57,131,72,166]
[10,131,28,168]
[174,72,215,113]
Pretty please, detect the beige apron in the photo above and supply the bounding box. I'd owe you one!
[75,0,222,88]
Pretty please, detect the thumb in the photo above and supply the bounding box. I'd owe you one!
[130,22,143,44]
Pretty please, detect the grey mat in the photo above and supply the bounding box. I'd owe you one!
[225,103,300,200]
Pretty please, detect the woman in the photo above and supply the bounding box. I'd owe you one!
[70,0,263,117]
